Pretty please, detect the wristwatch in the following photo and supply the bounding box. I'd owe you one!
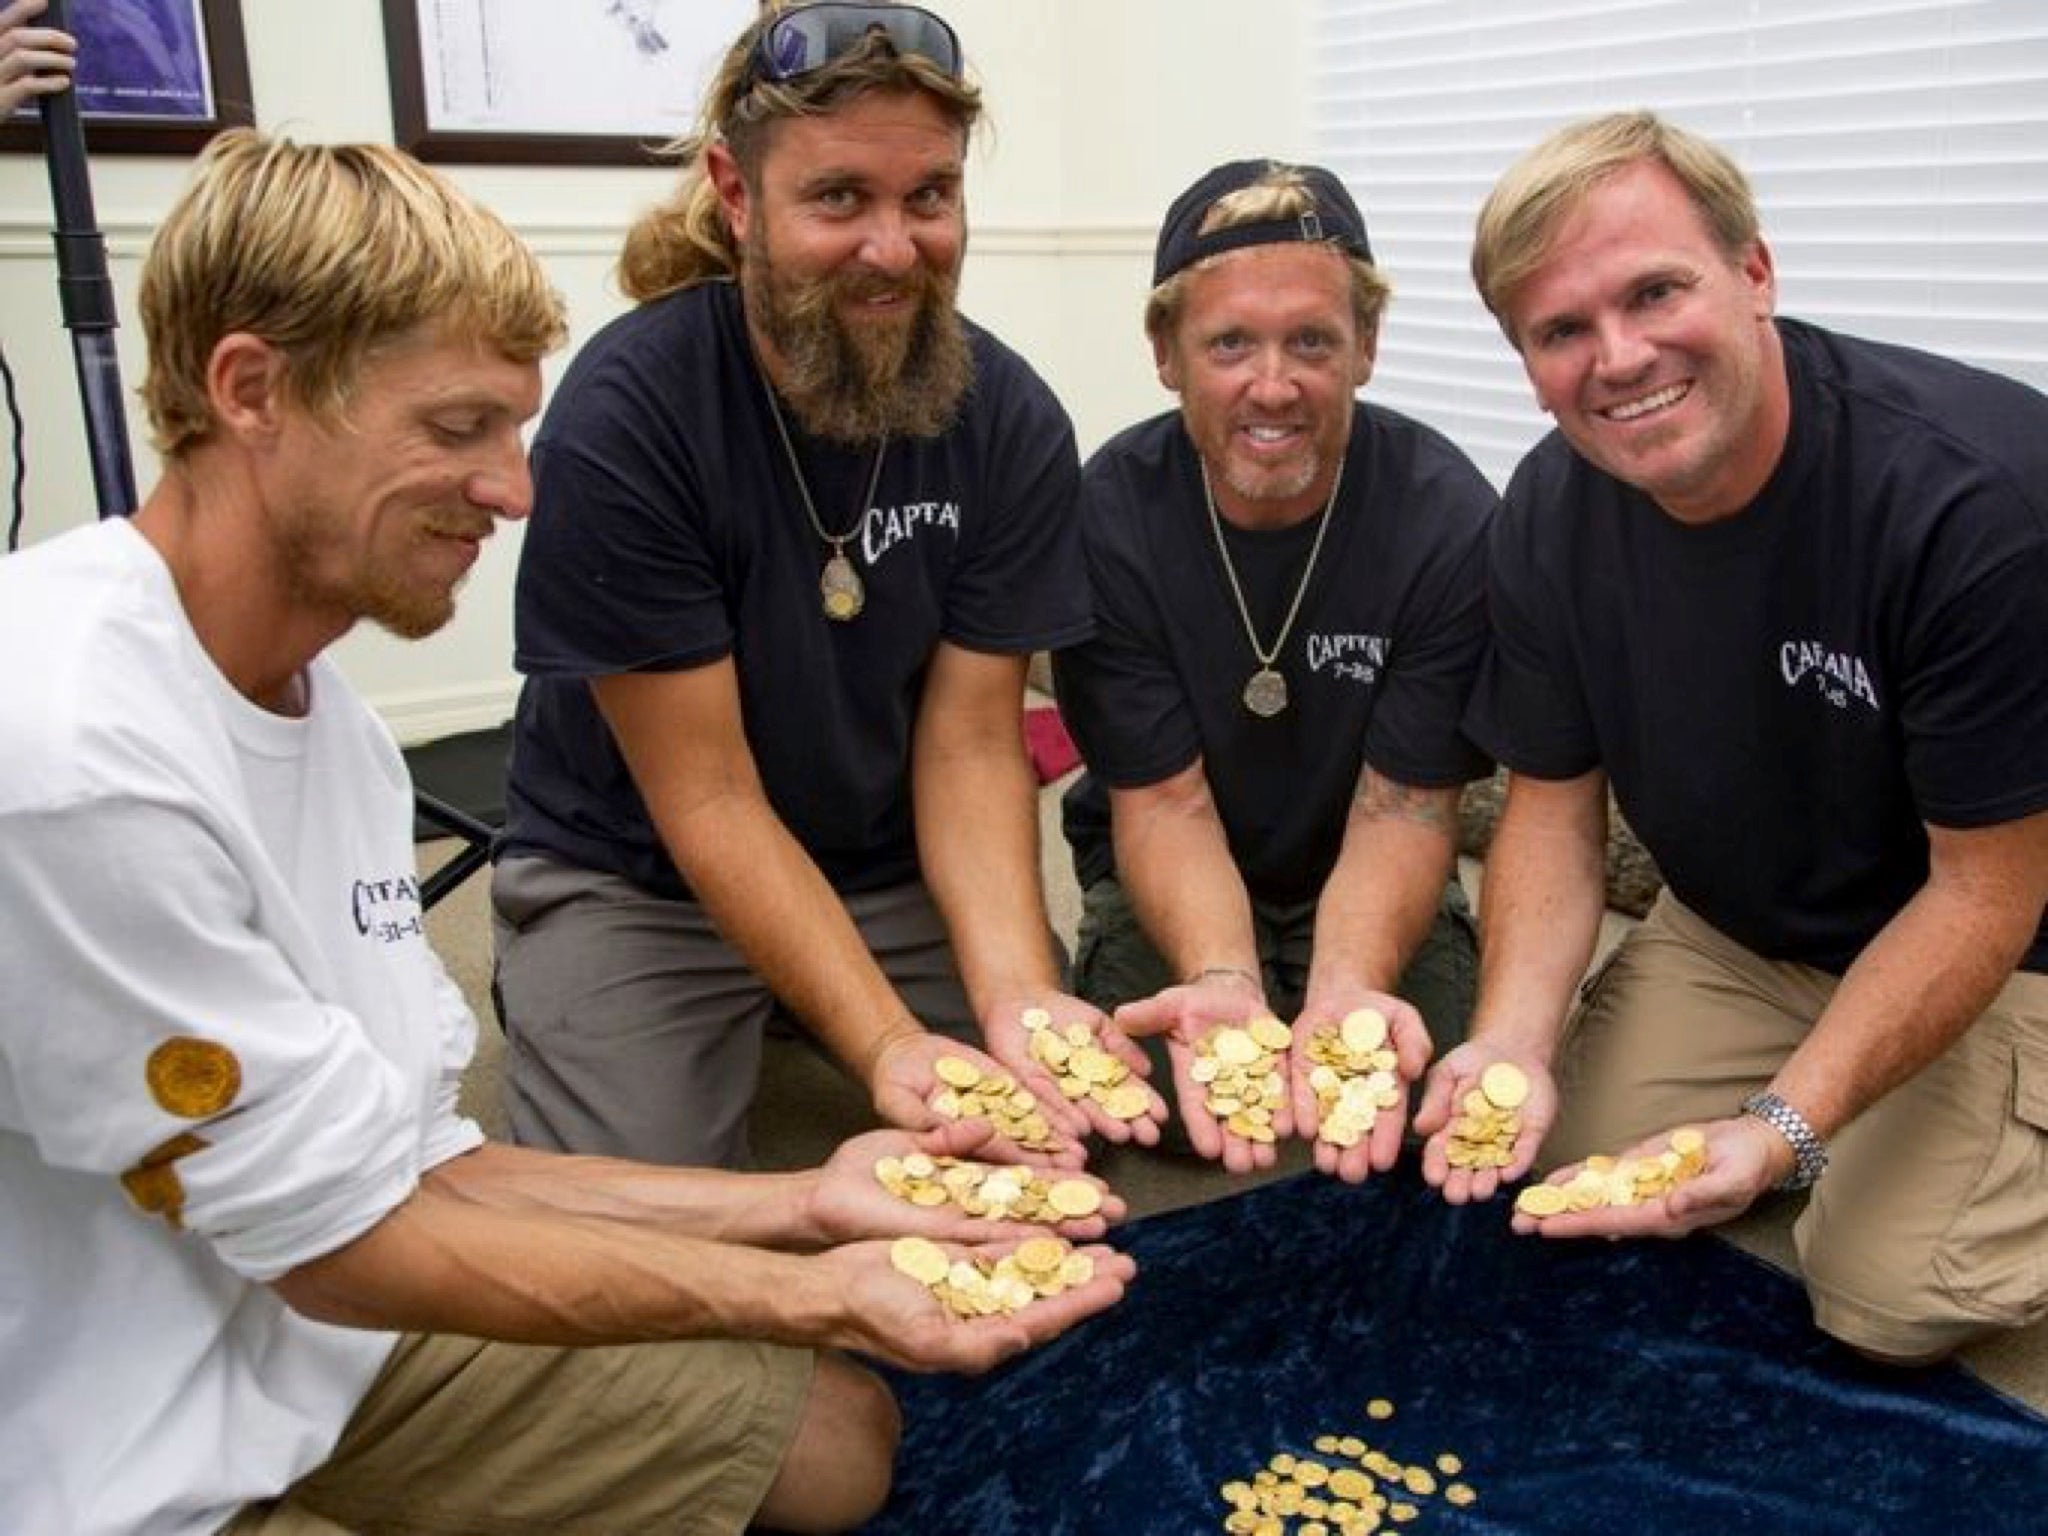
[1740,1090,1829,1191]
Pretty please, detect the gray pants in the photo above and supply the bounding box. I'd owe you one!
[490,855,975,1169]
[1071,873,1478,1149]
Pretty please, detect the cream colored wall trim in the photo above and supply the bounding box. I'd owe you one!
[0,215,1154,260]
[374,681,524,749]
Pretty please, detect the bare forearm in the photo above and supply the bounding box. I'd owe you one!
[1308,777,1461,1000]
[424,1141,824,1250]
[915,729,1062,1015]
[1469,772,1610,1059]
[669,788,921,1077]
[1773,854,2043,1139]
[274,1184,840,1347]
[1111,777,1260,980]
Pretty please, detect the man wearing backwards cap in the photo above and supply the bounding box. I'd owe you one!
[1055,160,1498,1177]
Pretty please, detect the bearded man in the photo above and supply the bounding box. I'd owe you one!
[494,2,1158,1169]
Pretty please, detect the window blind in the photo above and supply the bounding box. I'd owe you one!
[1311,0,2048,487]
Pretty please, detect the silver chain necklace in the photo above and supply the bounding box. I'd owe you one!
[761,380,887,623]
[1200,452,1346,718]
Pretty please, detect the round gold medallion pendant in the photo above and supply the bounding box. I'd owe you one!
[821,552,865,622]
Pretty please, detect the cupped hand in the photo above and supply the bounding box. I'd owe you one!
[1413,1038,1555,1204]
[1510,1114,1780,1241]
[810,1121,1125,1246]
[981,990,1166,1146]
[1289,988,1432,1185]
[1113,973,1289,1175]
[824,1236,1136,1375]
[868,1029,1085,1168]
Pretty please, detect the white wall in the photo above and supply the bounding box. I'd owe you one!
[0,0,1309,742]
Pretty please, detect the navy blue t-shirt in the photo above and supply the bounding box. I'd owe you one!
[501,280,1091,900]
[1057,404,1497,906]
[1466,318,2048,973]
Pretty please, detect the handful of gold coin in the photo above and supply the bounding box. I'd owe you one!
[1306,1007,1402,1149]
[927,1054,1064,1153]
[1217,1394,1480,1532]
[887,1233,1097,1320]
[872,1152,1104,1224]
[1019,1006,1154,1123]
[1442,1061,1529,1171]
[1190,1014,1293,1144]
[1514,1125,1709,1218]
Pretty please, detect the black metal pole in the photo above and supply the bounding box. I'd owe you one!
[38,0,137,520]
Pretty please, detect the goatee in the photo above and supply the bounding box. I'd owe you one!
[743,229,975,444]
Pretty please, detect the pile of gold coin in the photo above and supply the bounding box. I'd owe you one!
[928,1054,1063,1152]
[1514,1125,1709,1218]
[887,1233,1097,1320]
[1442,1061,1529,1171]
[1306,1008,1402,1149]
[872,1152,1104,1224]
[1190,1015,1293,1144]
[1020,1006,1154,1123]
[1217,1398,1479,1533]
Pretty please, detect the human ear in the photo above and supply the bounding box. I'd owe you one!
[706,141,752,245]
[206,334,290,442]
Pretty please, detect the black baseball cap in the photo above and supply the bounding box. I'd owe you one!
[1152,159,1374,286]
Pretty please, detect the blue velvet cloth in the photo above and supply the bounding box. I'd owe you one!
[859,1167,2048,1534]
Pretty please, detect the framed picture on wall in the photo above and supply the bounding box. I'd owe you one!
[381,0,750,166]
[0,0,254,155]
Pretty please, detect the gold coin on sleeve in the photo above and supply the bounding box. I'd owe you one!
[144,1037,242,1119]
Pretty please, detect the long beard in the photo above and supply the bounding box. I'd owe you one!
[743,229,975,444]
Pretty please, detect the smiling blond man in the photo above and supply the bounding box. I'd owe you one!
[0,129,1131,1536]
[1418,111,2048,1366]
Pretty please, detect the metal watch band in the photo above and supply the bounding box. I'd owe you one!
[1740,1090,1829,1190]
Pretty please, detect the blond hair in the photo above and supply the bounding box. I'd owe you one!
[139,130,565,457]
[617,1,981,304]
[1472,110,1760,342]
[1144,166,1391,345]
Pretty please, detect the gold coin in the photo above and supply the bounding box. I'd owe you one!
[889,1235,950,1286]
[1098,1082,1152,1120]
[1514,1183,1570,1218]
[1327,1468,1374,1500]
[933,1055,983,1088]
[1339,1007,1389,1053]
[1479,1061,1529,1109]
[144,1037,242,1119]
[1047,1178,1102,1218]
[1249,1014,1294,1052]
[1365,1398,1394,1420]
[1012,1236,1066,1274]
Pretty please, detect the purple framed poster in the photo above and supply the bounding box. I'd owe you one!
[1,0,253,155]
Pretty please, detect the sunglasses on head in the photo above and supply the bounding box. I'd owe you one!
[751,2,962,85]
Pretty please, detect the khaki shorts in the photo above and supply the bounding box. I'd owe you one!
[1549,890,2048,1359]
[222,1329,813,1536]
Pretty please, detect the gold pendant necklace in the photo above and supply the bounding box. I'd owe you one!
[761,380,887,623]
[1201,452,1346,718]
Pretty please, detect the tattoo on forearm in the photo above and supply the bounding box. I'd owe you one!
[1353,770,1453,832]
